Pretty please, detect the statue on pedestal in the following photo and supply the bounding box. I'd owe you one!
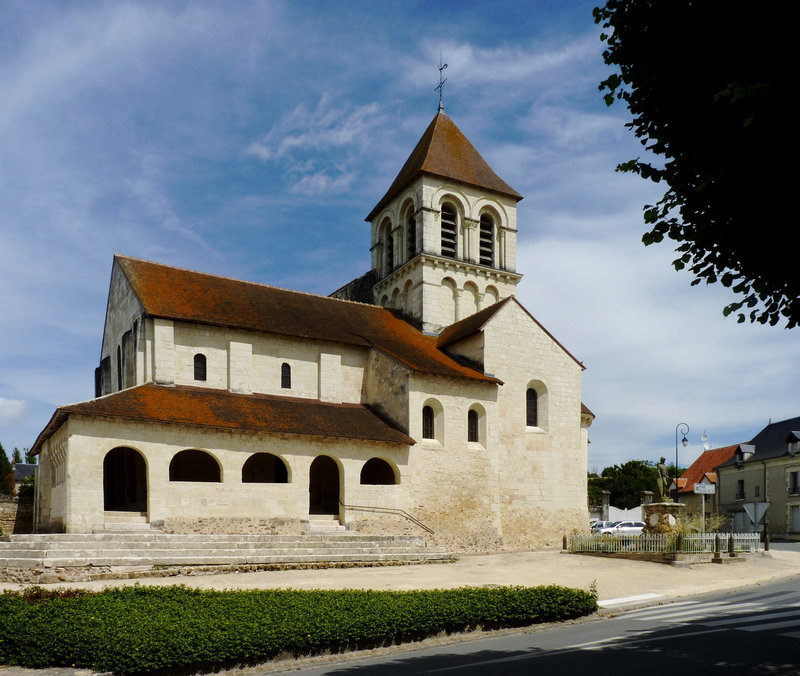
[656,456,670,502]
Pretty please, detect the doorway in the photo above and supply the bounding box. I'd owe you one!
[309,455,340,515]
[103,447,147,512]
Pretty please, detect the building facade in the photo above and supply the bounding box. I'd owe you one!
[31,110,593,551]
[717,417,800,538]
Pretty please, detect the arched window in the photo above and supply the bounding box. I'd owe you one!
[526,388,538,427]
[169,450,221,482]
[440,203,457,258]
[468,409,479,443]
[360,458,397,485]
[479,214,494,266]
[422,405,435,439]
[194,353,207,381]
[117,345,123,390]
[281,362,291,389]
[242,453,289,483]
[407,213,417,259]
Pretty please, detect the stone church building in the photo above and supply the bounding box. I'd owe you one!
[31,110,593,550]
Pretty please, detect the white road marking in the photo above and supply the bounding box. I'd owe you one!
[598,592,664,607]
[703,608,800,627]
[622,601,760,622]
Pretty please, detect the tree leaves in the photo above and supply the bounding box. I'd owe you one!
[594,0,797,328]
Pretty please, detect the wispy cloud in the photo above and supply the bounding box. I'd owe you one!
[0,398,26,426]
[248,95,384,195]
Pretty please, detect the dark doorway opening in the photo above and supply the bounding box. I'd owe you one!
[309,455,340,515]
[103,447,147,512]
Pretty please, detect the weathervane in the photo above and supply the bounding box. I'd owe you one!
[435,52,448,112]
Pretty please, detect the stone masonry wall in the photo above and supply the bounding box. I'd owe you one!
[0,495,34,535]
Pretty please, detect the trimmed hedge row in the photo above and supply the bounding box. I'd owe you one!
[0,584,597,674]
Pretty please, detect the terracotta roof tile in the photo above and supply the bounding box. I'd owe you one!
[366,112,522,221]
[116,256,499,385]
[677,444,739,493]
[437,298,511,348]
[31,384,414,454]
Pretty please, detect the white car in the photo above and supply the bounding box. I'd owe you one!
[598,520,644,535]
[591,520,618,532]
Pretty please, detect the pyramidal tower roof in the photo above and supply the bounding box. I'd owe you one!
[366,111,522,221]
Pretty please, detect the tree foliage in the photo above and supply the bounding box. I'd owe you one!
[594,1,796,327]
[0,442,14,495]
[600,460,658,509]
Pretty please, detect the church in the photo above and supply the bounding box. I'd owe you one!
[30,108,593,551]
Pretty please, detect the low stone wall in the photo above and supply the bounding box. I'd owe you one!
[161,516,305,535]
[0,495,34,535]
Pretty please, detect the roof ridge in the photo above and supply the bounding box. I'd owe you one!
[116,254,384,311]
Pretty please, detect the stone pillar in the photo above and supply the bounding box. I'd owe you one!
[600,490,610,521]
[641,490,654,505]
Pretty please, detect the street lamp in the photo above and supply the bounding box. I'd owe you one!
[675,423,689,503]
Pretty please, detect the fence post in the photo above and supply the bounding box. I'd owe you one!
[676,532,683,555]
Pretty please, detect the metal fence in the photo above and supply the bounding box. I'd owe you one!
[569,532,760,555]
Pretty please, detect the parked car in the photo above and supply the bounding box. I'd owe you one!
[591,520,618,532]
[598,520,644,535]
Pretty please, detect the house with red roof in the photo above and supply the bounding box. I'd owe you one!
[669,444,739,520]
[30,109,593,551]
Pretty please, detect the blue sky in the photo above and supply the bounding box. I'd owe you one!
[1,0,797,471]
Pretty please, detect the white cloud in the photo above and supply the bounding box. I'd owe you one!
[247,95,385,196]
[0,398,26,426]
[407,34,601,92]
[248,95,383,160]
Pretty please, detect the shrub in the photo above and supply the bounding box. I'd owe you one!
[0,585,596,673]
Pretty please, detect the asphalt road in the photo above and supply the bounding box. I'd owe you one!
[268,578,800,675]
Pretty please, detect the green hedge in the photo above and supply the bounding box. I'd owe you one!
[0,584,597,674]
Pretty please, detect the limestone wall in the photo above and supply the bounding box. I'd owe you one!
[168,322,368,403]
[482,301,589,544]
[0,495,34,535]
[40,415,412,534]
[100,259,145,394]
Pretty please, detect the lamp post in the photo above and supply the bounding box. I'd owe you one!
[675,423,689,503]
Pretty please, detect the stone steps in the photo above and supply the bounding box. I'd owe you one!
[0,532,450,570]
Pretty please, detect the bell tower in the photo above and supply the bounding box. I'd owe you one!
[365,111,524,333]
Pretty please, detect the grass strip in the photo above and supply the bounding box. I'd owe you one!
[0,584,596,674]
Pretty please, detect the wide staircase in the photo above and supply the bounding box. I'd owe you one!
[0,531,451,571]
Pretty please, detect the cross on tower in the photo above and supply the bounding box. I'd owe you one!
[435,54,448,112]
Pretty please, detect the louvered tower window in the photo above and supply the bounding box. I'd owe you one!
[386,231,394,273]
[440,204,457,259]
[407,215,416,259]
[479,214,495,266]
